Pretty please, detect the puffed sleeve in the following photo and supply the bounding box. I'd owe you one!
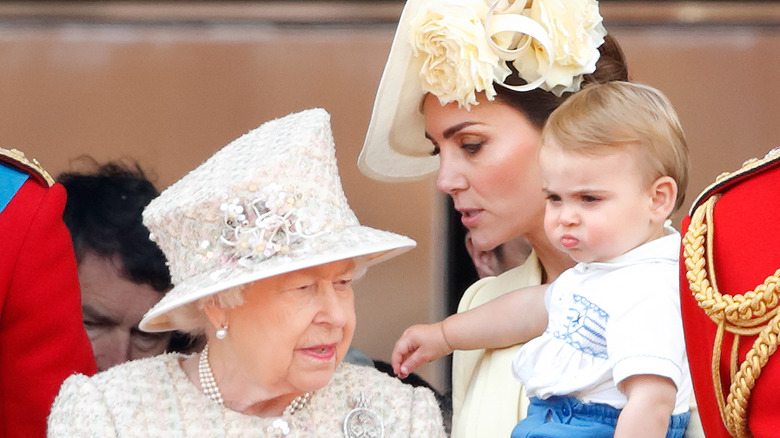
[47,374,117,438]
[0,180,97,437]
[608,262,687,390]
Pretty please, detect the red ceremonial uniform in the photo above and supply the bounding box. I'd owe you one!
[0,148,97,438]
[680,148,780,438]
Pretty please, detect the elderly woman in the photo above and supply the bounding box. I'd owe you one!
[48,109,447,437]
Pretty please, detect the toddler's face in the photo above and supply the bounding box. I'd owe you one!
[539,142,664,263]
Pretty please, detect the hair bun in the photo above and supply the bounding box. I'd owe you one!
[583,35,629,86]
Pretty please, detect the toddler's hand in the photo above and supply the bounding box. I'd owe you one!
[391,322,452,379]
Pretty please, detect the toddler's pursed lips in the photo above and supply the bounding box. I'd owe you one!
[560,235,579,248]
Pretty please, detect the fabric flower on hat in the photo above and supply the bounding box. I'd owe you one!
[409,0,606,107]
[216,184,327,265]
[515,0,606,96]
[410,0,511,108]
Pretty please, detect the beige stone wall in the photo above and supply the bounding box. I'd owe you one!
[1,2,779,389]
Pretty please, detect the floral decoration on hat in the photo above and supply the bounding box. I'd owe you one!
[411,0,606,107]
[411,0,509,108]
[213,184,328,264]
[358,0,608,181]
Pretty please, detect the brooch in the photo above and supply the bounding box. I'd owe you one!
[343,392,383,438]
[266,418,291,437]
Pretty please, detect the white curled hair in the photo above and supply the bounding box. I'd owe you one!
[164,257,369,335]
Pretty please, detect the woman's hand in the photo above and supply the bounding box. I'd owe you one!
[391,322,453,379]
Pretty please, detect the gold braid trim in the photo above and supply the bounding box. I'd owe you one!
[0,147,55,187]
[683,194,780,438]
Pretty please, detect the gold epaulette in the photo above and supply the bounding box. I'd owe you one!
[689,146,780,214]
[0,147,55,187]
[683,145,780,438]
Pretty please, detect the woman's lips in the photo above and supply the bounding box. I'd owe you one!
[459,209,482,228]
[299,343,337,361]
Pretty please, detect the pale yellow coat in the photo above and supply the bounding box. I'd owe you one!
[451,252,541,438]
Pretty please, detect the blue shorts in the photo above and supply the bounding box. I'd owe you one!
[511,396,690,438]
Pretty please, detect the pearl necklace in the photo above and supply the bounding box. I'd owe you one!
[198,343,311,415]
[198,344,224,405]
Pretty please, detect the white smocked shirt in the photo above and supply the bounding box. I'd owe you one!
[512,227,692,415]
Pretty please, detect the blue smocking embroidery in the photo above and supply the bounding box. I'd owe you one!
[553,294,609,358]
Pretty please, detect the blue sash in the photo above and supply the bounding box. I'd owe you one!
[0,162,29,214]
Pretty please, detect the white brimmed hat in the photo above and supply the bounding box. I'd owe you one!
[359,0,607,182]
[140,108,416,332]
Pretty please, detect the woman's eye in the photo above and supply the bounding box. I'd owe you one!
[462,142,482,154]
[546,194,561,203]
[296,284,315,292]
[334,279,353,289]
[429,145,440,156]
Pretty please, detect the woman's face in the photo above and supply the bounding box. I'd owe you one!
[424,93,547,252]
[219,259,356,396]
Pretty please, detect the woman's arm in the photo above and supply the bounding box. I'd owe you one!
[392,284,547,378]
[615,374,677,438]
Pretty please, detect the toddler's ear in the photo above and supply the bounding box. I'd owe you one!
[649,176,677,222]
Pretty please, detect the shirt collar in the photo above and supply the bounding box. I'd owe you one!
[574,225,680,272]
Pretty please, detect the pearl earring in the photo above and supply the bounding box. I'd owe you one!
[215,324,228,340]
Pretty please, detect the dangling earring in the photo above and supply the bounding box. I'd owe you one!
[215,324,228,340]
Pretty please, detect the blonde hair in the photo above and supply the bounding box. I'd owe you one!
[542,81,690,212]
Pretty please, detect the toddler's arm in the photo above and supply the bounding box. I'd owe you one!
[391,284,548,378]
[615,374,677,438]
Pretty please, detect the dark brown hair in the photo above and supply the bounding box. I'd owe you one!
[58,158,171,292]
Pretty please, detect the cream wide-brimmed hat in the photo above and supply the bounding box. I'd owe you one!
[359,0,607,182]
[140,108,416,332]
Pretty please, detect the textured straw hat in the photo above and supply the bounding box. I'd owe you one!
[140,108,416,332]
[359,0,607,182]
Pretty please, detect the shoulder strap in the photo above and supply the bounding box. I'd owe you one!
[0,161,29,213]
[689,147,780,215]
[0,147,55,188]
